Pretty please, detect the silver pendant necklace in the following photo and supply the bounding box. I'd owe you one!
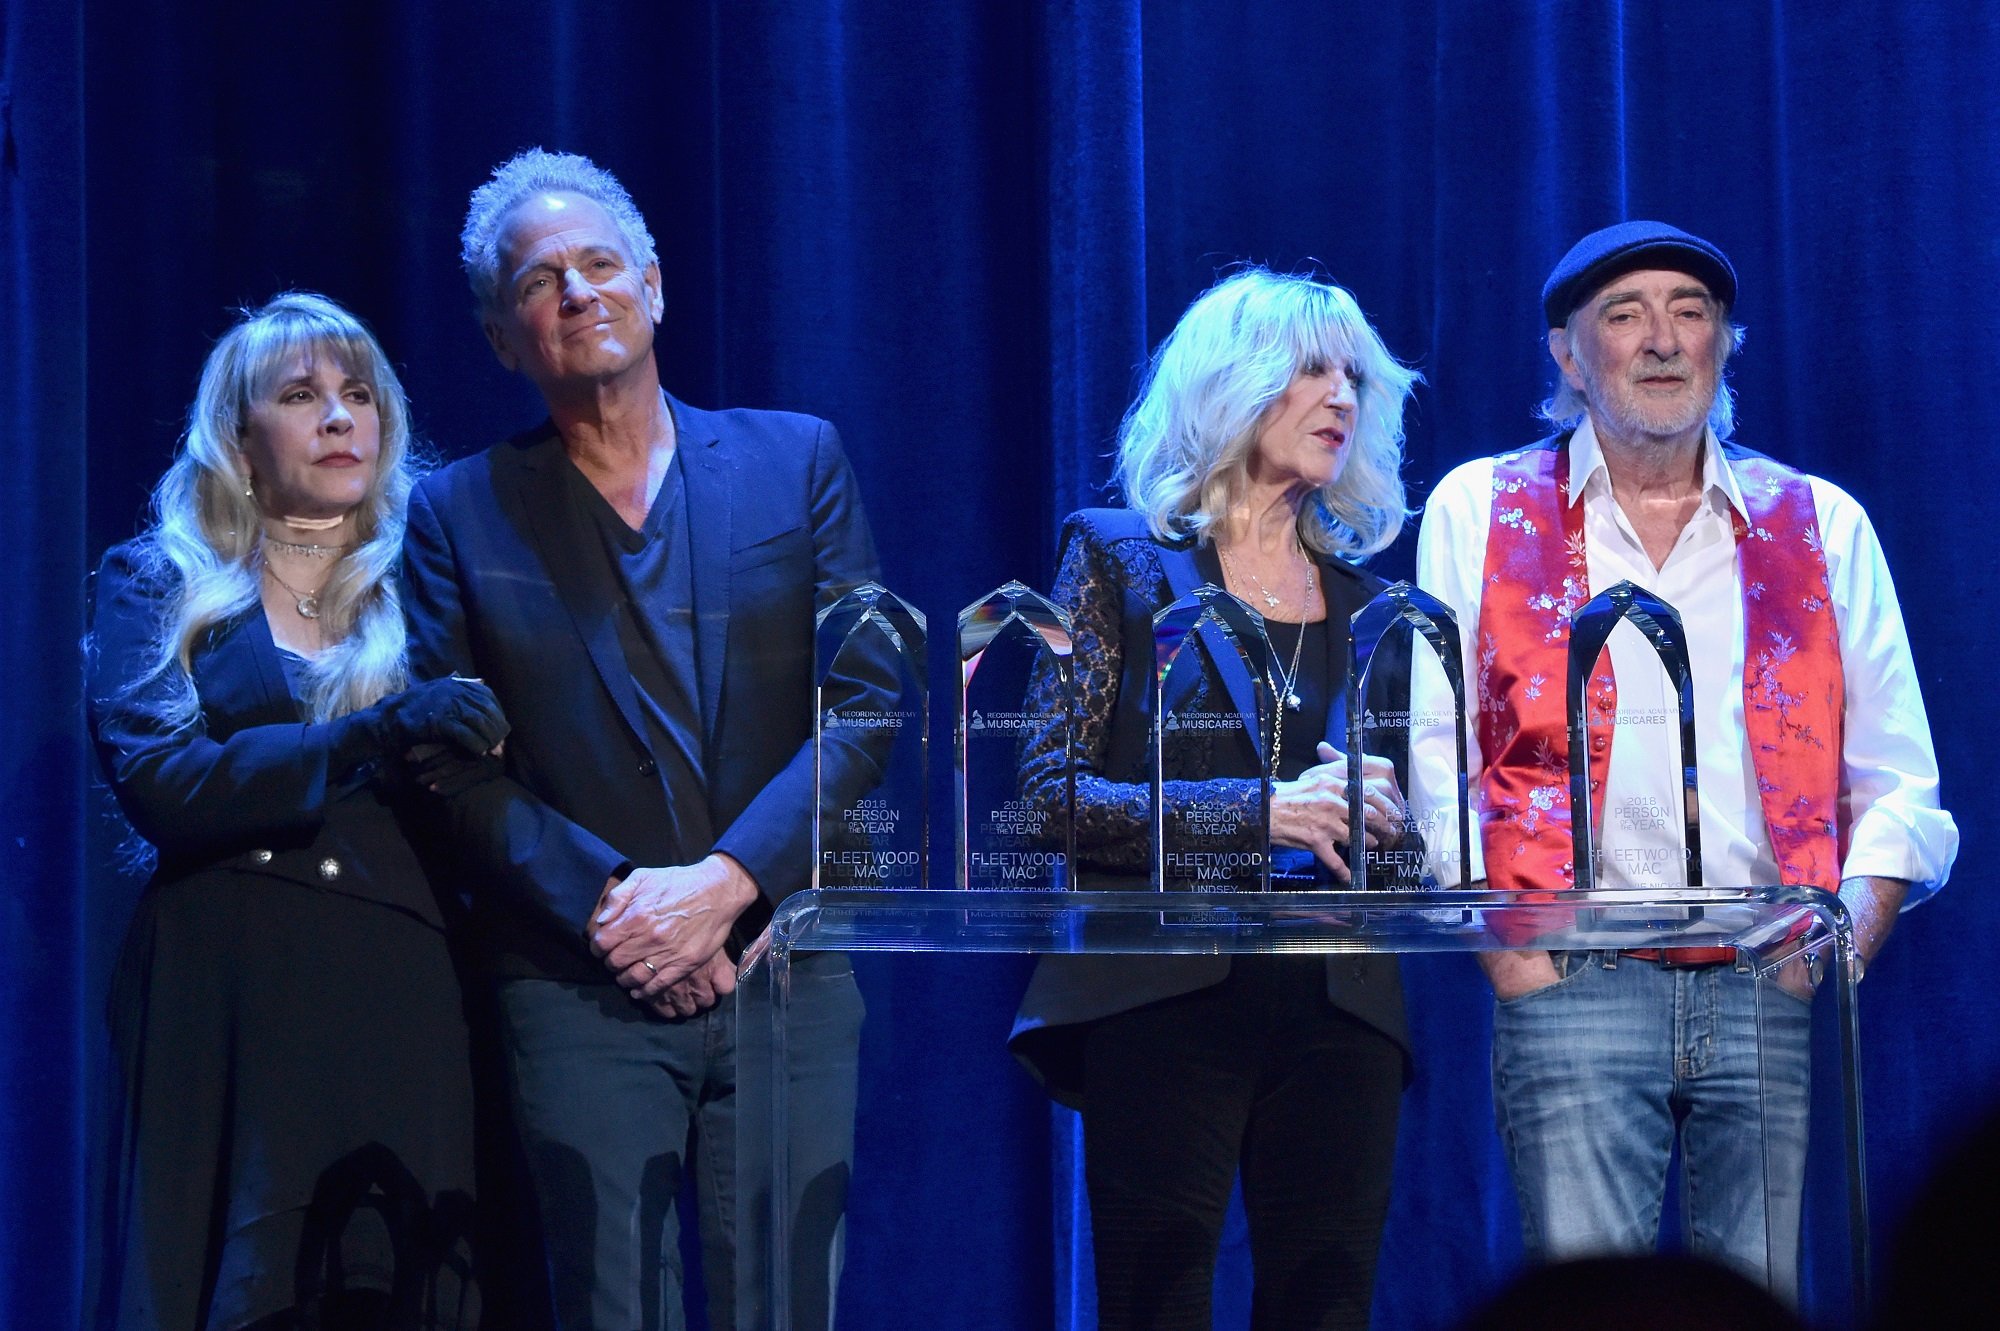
[262,561,324,619]
[1272,613,1308,713]
[1219,541,1317,618]
[1219,541,1316,712]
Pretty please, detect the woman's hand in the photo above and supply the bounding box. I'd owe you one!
[1268,741,1409,880]
[403,742,505,797]
[327,675,510,779]
[352,676,509,758]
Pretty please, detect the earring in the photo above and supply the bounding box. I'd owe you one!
[243,477,254,499]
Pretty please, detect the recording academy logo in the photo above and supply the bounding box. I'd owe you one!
[969,709,1042,733]
[1164,711,1239,732]
[822,708,916,730]
[1359,708,1454,730]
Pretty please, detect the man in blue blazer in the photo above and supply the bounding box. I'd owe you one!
[403,149,881,1331]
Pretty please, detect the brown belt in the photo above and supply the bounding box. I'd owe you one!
[1618,946,1738,969]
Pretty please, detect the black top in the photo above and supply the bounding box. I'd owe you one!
[87,543,446,924]
[275,646,310,698]
[1263,616,1338,886]
[1261,617,1333,783]
[560,449,714,863]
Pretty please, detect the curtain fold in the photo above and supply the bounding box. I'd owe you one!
[1,4,90,1329]
[1039,0,1149,529]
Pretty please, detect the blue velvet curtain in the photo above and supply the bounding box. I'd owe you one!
[7,2,1999,1327]
[1,3,89,1327]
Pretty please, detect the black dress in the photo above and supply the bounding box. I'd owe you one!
[87,542,478,1331]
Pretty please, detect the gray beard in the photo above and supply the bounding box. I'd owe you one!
[1580,365,1714,444]
[1601,395,1709,443]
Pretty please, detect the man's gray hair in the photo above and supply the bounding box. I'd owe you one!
[460,148,659,313]
[1538,310,1745,439]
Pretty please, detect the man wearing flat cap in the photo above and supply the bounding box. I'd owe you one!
[1411,221,1957,1293]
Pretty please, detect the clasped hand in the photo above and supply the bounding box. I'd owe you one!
[588,854,759,1019]
[1269,742,1408,883]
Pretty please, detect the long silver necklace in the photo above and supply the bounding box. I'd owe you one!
[1268,559,1315,777]
[1219,542,1316,714]
[1268,617,1309,777]
[1271,609,1309,712]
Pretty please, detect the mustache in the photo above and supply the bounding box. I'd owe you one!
[1629,356,1693,384]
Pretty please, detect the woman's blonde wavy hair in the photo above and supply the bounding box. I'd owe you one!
[1116,267,1420,559]
[130,292,420,727]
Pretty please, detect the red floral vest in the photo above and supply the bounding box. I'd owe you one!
[1476,438,1845,902]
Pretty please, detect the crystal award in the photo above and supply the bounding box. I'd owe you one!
[1151,584,1275,892]
[1347,581,1471,890]
[813,582,928,890]
[1566,580,1702,895]
[957,582,1076,891]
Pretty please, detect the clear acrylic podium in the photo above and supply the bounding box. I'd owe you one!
[737,883,1866,1330]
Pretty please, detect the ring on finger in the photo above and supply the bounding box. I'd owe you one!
[642,958,659,976]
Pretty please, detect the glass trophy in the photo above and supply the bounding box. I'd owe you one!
[1151,584,1275,892]
[1566,580,1702,899]
[1347,581,1471,891]
[957,582,1076,891]
[813,582,928,890]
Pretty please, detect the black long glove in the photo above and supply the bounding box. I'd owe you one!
[327,676,510,775]
[405,743,505,797]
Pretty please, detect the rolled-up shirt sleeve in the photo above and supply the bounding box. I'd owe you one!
[1814,478,1958,905]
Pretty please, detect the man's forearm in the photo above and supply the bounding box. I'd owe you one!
[702,851,762,916]
[1478,948,1560,1000]
[1843,875,1909,969]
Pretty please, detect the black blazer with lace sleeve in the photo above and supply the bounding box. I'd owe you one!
[1009,508,1411,1105]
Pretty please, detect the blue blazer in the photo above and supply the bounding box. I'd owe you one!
[400,397,882,969]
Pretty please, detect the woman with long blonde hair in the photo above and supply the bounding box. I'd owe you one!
[1012,268,1421,1330]
[87,293,506,1330]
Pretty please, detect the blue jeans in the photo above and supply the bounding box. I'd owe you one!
[1490,951,1813,1300]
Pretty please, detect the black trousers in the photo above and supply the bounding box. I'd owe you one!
[494,954,863,1331]
[1079,956,1404,1331]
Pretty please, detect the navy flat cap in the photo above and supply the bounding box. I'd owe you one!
[1542,221,1737,327]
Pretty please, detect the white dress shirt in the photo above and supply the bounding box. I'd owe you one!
[1410,419,1957,904]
